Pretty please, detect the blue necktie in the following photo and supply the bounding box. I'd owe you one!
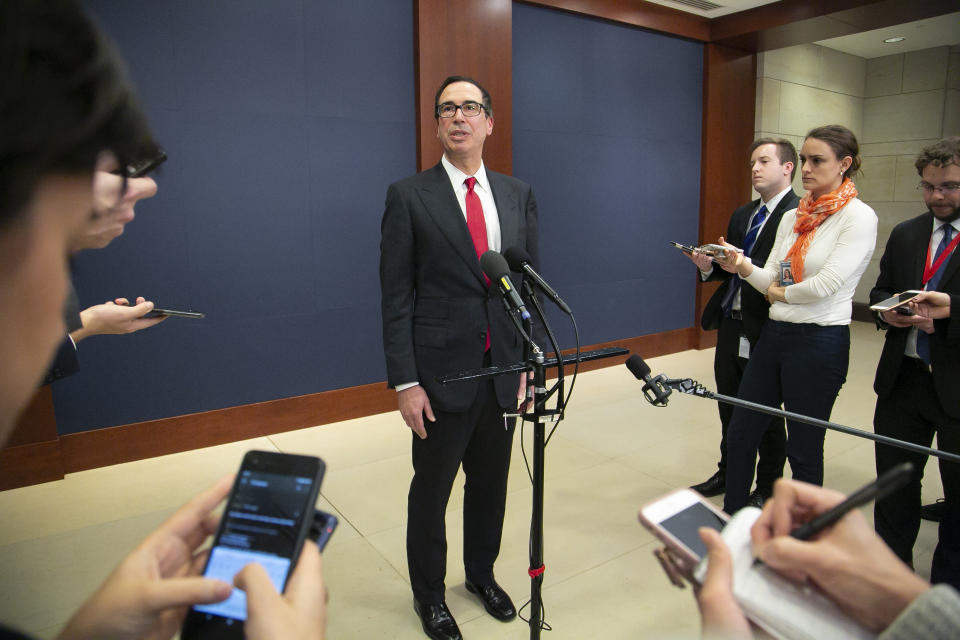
[917,224,954,364]
[721,205,768,317]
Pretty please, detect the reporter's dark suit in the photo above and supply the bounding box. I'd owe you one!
[700,190,798,492]
[871,212,960,589]
[380,162,539,604]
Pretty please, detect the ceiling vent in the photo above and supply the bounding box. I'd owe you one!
[666,0,725,10]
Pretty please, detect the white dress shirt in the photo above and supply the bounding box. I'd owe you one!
[440,154,501,252]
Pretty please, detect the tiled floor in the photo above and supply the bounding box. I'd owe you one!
[0,322,943,638]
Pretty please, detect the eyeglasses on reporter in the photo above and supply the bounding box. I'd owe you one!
[918,181,960,195]
[436,101,487,119]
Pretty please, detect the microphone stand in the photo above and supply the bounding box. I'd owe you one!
[648,375,960,464]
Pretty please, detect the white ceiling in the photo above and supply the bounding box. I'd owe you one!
[815,12,960,59]
[643,0,778,19]
[646,0,959,59]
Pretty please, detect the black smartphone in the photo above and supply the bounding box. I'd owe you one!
[144,308,205,319]
[123,148,167,178]
[310,509,339,551]
[180,451,325,639]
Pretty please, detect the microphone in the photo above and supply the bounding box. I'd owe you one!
[504,247,572,315]
[625,354,671,406]
[480,250,531,321]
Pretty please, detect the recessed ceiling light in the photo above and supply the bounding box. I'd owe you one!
[883,37,906,43]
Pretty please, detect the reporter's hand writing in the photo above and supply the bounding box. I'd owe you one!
[235,540,327,640]
[398,385,434,439]
[71,297,166,342]
[56,476,234,640]
[751,479,929,632]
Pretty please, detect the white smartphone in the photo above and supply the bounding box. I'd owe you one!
[639,488,729,578]
[869,290,923,314]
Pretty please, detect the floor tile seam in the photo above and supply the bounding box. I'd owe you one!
[536,544,651,593]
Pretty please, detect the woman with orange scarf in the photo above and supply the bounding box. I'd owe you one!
[714,125,878,514]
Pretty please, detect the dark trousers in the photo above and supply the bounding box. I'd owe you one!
[723,320,850,513]
[715,316,786,493]
[407,375,515,604]
[874,359,960,590]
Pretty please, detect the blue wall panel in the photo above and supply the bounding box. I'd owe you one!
[513,4,703,347]
[54,0,415,433]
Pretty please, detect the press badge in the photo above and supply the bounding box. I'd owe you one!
[738,335,750,359]
[779,260,795,286]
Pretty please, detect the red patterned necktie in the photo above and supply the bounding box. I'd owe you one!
[465,177,491,350]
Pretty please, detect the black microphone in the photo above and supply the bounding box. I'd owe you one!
[504,247,572,315]
[480,250,531,321]
[625,354,671,406]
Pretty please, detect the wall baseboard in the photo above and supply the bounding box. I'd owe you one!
[1,327,696,490]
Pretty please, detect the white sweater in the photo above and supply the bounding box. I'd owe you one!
[744,197,877,326]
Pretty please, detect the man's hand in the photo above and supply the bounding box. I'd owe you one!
[751,479,930,632]
[879,309,934,333]
[56,476,235,640]
[71,297,166,342]
[909,291,951,319]
[235,541,327,640]
[696,528,752,639]
[685,250,714,273]
[72,166,158,251]
[517,372,534,412]
[398,385,435,439]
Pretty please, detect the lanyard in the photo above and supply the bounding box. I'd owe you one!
[923,225,960,286]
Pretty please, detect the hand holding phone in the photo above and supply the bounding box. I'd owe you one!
[639,488,729,582]
[181,451,325,639]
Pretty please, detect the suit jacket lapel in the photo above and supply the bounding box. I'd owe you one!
[912,212,934,286]
[416,164,486,284]
[489,171,521,253]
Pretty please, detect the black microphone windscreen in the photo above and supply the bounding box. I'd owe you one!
[625,354,651,379]
[503,246,532,272]
[480,250,510,281]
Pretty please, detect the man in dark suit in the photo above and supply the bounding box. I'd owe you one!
[380,76,539,640]
[689,138,798,507]
[871,136,960,589]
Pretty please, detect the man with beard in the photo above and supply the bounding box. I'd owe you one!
[871,137,960,589]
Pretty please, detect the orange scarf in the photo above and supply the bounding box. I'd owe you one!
[784,178,858,282]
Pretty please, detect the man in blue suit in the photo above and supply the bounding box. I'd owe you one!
[380,76,539,640]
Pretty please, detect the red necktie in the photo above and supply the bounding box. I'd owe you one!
[465,177,491,350]
[465,177,488,259]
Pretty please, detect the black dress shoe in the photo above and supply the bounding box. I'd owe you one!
[465,579,516,621]
[921,499,945,523]
[747,489,766,510]
[413,599,462,640]
[690,471,725,497]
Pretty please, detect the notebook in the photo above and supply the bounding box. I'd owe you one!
[693,506,875,640]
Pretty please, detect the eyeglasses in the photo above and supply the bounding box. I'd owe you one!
[918,181,960,195]
[436,101,486,119]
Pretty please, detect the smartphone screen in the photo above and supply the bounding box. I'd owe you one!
[659,502,728,561]
[182,451,323,638]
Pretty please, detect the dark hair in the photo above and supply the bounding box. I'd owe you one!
[750,137,798,179]
[804,125,861,180]
[0,0,156,230]
[434,75,493,120]
[915,137,960,176]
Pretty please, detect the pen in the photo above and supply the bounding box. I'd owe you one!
[789,462,914,541]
